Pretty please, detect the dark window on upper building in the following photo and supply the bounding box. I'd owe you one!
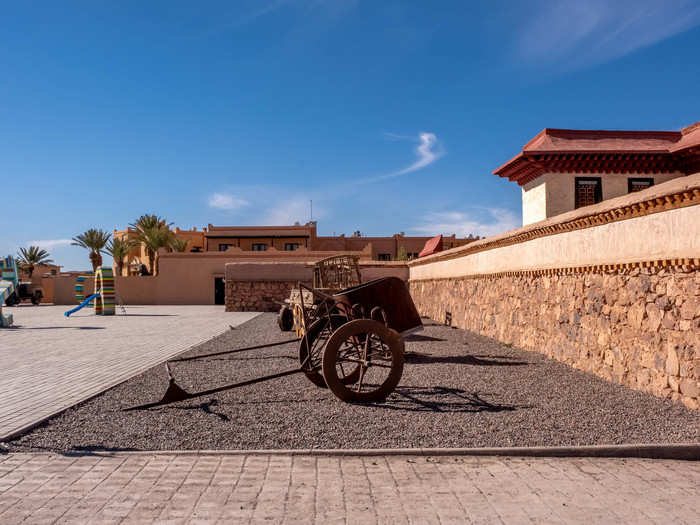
[51,269,57,275]
[284,243,299,251]
[575,177,602,209]
[377,253,392,261]
[218,244,234,252]
[252,243,267,251]
[628,178,654,193]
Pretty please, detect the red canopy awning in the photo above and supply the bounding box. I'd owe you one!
[418,234,443,258]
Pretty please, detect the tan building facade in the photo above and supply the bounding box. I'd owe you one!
[496,122,700,225]
[114,222,477,275]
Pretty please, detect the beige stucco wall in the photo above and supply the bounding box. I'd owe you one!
[412,173,700,281]
[47,255,408,305]
[522,178,547,225]
[411,204,700,280]
[224,261,409,283]
[522,171,685,225]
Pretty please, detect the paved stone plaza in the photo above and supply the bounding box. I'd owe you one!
[0,452,697,524]
[0,306,260,441]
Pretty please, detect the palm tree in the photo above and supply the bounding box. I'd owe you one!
[71,229,111,271]
[130,214,172,232]
[17,246,53,278]
[138,226,173,275]
[170,237,190,252]
[130,215,173,276]
[105,237,135,276]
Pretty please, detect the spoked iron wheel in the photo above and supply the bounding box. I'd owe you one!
[278,305,294,331]
[299,314,360,388]
[322,319,404,403]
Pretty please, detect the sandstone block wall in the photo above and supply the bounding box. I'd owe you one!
[225,280,311,312]
[224,261,409,313]
[410,265,699,410]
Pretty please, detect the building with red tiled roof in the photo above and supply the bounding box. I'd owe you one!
[495,121,700,225]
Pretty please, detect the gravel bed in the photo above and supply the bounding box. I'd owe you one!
[5,313,699,452]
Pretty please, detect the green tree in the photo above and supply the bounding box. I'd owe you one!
[129,215,173,276]
[16,246,53,278]
[105,237,135,276]
[170,237,190,252]
[129,214,172,232]
[71,229,112,271]
[396,246,408,261]
[141,227,174,275]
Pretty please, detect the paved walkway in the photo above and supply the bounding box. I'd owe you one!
[0,306,260,441]
[0,452,697,524]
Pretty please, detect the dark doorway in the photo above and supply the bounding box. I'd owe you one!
[214,278,225,305]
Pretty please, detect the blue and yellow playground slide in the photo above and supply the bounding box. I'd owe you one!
[64,267,116,318]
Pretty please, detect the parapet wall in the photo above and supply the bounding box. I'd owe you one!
[408,174,700,410]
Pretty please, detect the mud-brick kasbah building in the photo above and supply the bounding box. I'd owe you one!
[114,222,475,276]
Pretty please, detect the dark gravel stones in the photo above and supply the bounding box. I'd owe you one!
[6,314,699,452]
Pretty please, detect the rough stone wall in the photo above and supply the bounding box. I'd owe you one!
[410,266,700,410]
[225,280,311,312]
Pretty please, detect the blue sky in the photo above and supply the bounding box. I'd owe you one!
[2,0,700,270]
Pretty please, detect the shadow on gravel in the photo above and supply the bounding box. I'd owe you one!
[15,326,106,330]
[68,445,141,454]
[405,353,528,366]
[119,314,177,317]
[172,399,230,421]
[205,355,297,362]
[381,386,527,413]
[404,334,446,342]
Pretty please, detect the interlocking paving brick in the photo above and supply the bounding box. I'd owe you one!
[2,453,693,524]
[0,306,260,441]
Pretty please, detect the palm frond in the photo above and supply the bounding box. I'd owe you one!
[17,246,53,266]
[170,237,190,252]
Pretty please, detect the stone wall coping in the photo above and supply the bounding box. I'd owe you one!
[410,173,700,268]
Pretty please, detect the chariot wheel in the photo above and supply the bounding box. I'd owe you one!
[278,305,293,331]
[299,314,360,388]
[322,319,404,403]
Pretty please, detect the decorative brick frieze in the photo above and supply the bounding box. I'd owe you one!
[409,265,700,411]
[410,258,700,282]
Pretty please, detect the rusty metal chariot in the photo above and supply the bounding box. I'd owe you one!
[126,275,422,410]
[277,254,362,334]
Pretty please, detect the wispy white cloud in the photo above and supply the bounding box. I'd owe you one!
[394,132,443,176]
[207,0,357,35]
[358,132,444,184]
[517,0,700,68]
[412,208,520,239]
[262,197,322,225]
[26,239,73,249]
[232,0,290,27]
[208,193,250,211]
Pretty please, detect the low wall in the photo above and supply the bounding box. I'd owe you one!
[225,261,409,312]
[225,263,313,312]
[408,175,700,410]
[46,249,384,306]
